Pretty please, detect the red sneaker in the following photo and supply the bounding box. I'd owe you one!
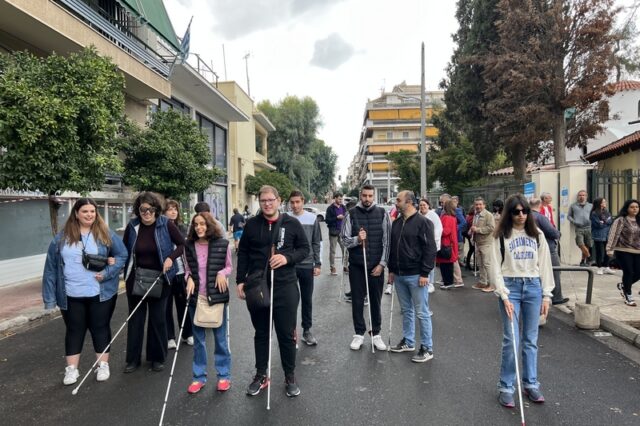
[217,379,231,392]
[187,381,205,394]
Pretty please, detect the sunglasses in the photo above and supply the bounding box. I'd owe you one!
[139,207,156,214]
[511,207,530,216]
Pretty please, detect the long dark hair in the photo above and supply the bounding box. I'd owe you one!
[163,199,183,225]
[591,197,607,216]
[187,212,224,241]
[618,199,640,217]
[493,194,539,239]
[63,198,111,246]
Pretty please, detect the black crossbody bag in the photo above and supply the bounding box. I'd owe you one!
[244,216,283,311]
[80,236,108,272]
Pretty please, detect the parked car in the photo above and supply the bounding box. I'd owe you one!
[303,206,325,222]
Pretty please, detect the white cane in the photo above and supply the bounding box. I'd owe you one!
[510,317,526,426]
[387,282,394,351]
[226,304,230,354]
[361,230,375,354]
[339,246,346,302]
[72,274,162,395]
[159,290,192,426]
[267,247,275,410]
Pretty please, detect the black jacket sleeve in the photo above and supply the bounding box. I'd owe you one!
[419,217,437,278]
[325,205,337,229]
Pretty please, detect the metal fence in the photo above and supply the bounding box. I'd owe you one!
[588,169,640,215]
[460,181,526,210]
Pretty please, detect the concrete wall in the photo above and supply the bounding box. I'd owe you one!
[557,164,594,265]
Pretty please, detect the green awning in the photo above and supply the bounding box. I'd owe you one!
[118,0,181,52]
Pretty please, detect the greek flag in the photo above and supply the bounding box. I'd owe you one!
[180,17,192,64]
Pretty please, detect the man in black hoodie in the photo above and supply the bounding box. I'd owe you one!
[388,191,437,362]
[236,185,309,398]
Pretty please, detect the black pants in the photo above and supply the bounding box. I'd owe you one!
[439,262,454,285]
[61,295,117,356]
[465,237,475,266]
[616,251,640,295]
[126,280,169,364]
[593,241,609,268]
[349,263,383,335]
[166,274,192,340]
[248,280,299,377]
[296,267,314,330]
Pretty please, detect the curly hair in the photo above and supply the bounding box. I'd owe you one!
[133,192,164,219]
[187,212,224,241]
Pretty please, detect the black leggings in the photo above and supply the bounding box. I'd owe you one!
[61,295,117,356]
[296,267,314,330]
[616,251,640,295]
[593,241,609,268]
[439,262,454,285]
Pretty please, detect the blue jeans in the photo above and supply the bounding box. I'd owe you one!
[189,303,231,383]
[498,277,542,394]
[394,274,433,350]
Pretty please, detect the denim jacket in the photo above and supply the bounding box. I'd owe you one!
[42,230,128,310]
[590,210,612,242]
[123,215,178,282]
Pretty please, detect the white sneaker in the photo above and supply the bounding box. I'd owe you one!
[428,283,435,294]
[168,339,177,349]
[384,284,392,295]
[604,267,616,275]
[185,336,194,346]
[350,334,364,350]
[372,335,387,351]
[63,365,79,386]
[95,361,110,382]
[596,268,603,275]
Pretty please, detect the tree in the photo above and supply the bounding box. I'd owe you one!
[483,0,617,180]
[245,170,295,200]
[308,139,337,197]
[0,47,125,234]
[121,109,222,200]
[386,151,420,195]
[611,4,640,82]
[428,136,487,195]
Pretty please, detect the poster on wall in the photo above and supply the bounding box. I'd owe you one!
[203,185,228,230]
[523,182,536,200]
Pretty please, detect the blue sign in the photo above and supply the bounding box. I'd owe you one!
[561,187,569,197]
[523,182,536,199]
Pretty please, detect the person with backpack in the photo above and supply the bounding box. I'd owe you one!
[490,195,554,408]
[325,192,346,276]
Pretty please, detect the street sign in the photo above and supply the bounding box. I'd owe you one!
[523,182,535,199]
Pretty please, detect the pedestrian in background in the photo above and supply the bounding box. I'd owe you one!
[122,192,185,373]
[236,185,309,397]
[469,197,496,293]
[490,195,554,408]
[325,192,346,276]
[341,184,391,351]
[163,200,193,350]
[590,197,614,275]
[464,205,475,269]
[184,212,232,394]
[43,198,127,385]
[492,199,504,223]
[540,192,556,228]
[607,199,640,307]
[451,196,467,273]
[568,190,593,266]
[288,191,322,346]
[437,199,459,290]
[419,198,442,293]
[229,208,246,253]
[388,191,437,362]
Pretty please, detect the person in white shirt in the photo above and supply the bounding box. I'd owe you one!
[489,195,554,409]
[419,199,442,294]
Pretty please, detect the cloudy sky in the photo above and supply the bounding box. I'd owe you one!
[164,0,458,183]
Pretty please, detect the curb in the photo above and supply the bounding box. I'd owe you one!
[0,308,61,339]
[558,304,640,349]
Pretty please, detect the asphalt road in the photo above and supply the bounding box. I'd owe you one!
[1,226,639,426]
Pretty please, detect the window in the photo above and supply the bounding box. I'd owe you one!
[637,100,640,118]
[402,131,409,139]
[159,98,191,115]
[256,135,264,154]
[197,113,227,183]
[386,131,393,140]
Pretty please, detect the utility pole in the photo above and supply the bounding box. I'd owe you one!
[243,52,251,97]
[222,44,227,80]
[420,42,427,197]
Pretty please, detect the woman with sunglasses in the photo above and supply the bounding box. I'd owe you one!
[122,192,185,373]
[43,198,128,385]
[490,195,554,408]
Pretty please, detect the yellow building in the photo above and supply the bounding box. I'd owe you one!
[218,82,276,215]
[348,82,443,203]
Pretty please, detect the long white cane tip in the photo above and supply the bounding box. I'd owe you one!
[71,389,78,395]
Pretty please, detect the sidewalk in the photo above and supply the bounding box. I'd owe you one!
[2,267,640,346]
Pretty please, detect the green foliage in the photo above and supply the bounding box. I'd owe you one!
[121,110,222,200]
[245,170,295,200]
[386,151,420,195]
[0,47,125,196]
[257,96,336,198]
[428,137,485,195]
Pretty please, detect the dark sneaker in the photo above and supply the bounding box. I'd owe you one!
[552,297,570,305]
[498,391,515,408]
[302,329,318,346]
[390,338,415,353]
[617,282,625,299]
[246,374,268,396]
[439,283,454,290]
[285,375,301,397]
[411,346,433,363]
[524,387,545,403]
[344,291,352,303]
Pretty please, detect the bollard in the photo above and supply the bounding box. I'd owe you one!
[574,302,600,330]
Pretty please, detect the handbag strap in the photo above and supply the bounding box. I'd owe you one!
[264,214,284,272]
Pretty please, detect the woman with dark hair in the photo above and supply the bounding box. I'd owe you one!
[163,200,192,350]
[492,199,504,223]
[590,197,614,275]
[122,192,185,373]
[490,194,554,408]
[184,212,233,394]
[465,205,476,269]
[606,199,640,306]
[43,198,128,385]
[436,199,459,289]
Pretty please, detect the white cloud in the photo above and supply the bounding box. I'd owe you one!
[310,33,355,70]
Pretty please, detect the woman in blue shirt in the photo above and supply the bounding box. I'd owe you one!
[42,198,127,386]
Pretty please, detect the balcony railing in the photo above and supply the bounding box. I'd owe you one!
[55,0,172,77]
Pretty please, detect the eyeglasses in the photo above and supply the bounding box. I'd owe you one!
[139,207,156,214]
[259,198,277,205]
[511,208,530,216]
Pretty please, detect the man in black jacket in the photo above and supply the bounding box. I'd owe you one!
[388,190,437,362]
[325,192,346,275]
[236,185,309,398]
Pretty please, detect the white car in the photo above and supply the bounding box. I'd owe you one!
[303,206,325,222]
